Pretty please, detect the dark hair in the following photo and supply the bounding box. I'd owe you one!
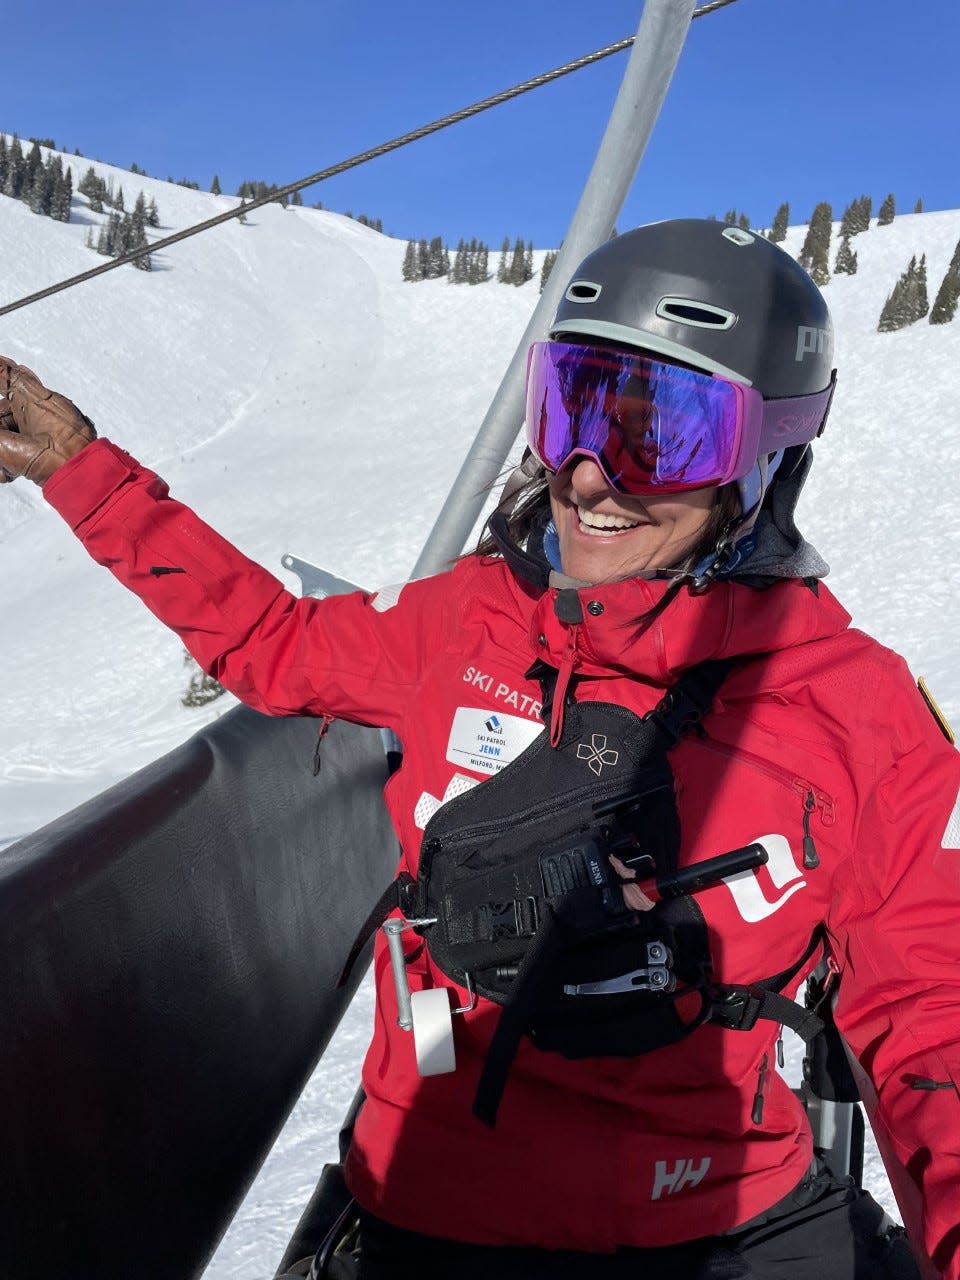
[475,465,742,576]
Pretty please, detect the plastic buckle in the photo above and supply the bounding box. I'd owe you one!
[712,984,764,1032]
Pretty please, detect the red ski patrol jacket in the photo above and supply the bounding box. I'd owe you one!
[45,441,960,1276]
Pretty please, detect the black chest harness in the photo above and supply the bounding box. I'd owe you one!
[342,658,825,1126]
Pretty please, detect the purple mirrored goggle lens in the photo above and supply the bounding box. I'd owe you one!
[525,341,756,494]
[525,342,832,495]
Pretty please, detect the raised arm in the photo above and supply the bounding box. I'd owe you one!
[0,356,445,733]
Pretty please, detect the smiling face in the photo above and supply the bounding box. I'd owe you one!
[548,456,719,584]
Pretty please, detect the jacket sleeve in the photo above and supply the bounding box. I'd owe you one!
[42,439,450,733]
[828,653,960,1280]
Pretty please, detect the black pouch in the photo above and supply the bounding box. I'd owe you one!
[416,693,714,1062]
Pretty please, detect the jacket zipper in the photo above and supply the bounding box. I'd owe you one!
[752,1052,769,1124]
[685,736,836,867]
[424,768,631,853]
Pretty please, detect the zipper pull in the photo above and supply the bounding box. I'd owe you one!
[752,1053,769,1125]
[550,626,579,746]
[802,791,820,869]
[549,590,584,747]
[776,1031,785,1069]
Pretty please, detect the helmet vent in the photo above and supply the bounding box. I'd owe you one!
[564,280,602,304]
[656,297,737,330]
[721,227,755,246]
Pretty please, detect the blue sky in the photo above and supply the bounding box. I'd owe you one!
[5,0,958,247]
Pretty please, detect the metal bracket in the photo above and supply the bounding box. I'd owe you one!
[382,918,477,1031]
[563,941,675,995]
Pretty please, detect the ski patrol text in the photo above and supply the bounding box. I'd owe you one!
[463,667,542,719]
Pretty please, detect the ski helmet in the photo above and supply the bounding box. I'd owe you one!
[550,219,835,403]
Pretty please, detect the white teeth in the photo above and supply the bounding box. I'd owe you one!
[577,506,642,535]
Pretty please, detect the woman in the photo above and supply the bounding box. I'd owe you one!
[1,220,957,1280]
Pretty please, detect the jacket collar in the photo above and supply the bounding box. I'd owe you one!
[517,570,851,690]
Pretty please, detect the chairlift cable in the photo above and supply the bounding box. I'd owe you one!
[0,0,740,321]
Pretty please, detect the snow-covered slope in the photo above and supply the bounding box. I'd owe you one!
[2,147,958,1275]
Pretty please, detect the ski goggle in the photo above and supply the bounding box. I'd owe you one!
[525,341,833,495]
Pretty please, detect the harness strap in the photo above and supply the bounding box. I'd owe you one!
[337,872,417,988]
[647,659,734,747]
[708,926,829,1041]
[710,985,824,1042]
[472,902,568,1128]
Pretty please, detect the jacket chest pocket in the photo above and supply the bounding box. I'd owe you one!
[672,737,838,977]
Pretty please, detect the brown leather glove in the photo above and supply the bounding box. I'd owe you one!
[0,357,97,485]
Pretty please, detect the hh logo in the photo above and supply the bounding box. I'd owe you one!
[721,833,806,922]
[652,1156,711,1200]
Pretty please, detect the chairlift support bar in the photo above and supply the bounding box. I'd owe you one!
[411,0,699,579]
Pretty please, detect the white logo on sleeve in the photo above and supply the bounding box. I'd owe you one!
[721,834,806,922]
[942,787,960,849]
[371,582,406,613]
[652,1156,711,1200]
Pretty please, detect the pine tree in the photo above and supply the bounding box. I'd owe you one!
[798,202,832,286]
[834,235,857,275]
[464,237,479,285]
[768,202,789,243]
[407,240,422,281]
[133,190,147,232]
[146,197,160,227]
[131,219,153,271]
[930,238,960,324]
[401,239,418,282]
[180,651,226,707]
[78,168,109,214]
[27,159,51,215]
[210,174,222,195]
[540,249,559,293]
[877,254,927,331]
[914,197,923,214]
[96,214,119,257]
[838,199,862,240]
[24,140,43,200]
[54,164,73,221]
[426,236,445,279]
[915,253,929,319]
[0,136,8,193]
[449,239,465,284]
[4,135,24,198]
[877,193,895,226]
[506,237,530,285]
[497,236,510,283]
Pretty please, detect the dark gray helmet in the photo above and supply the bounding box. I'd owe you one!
[551,219,834,401]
